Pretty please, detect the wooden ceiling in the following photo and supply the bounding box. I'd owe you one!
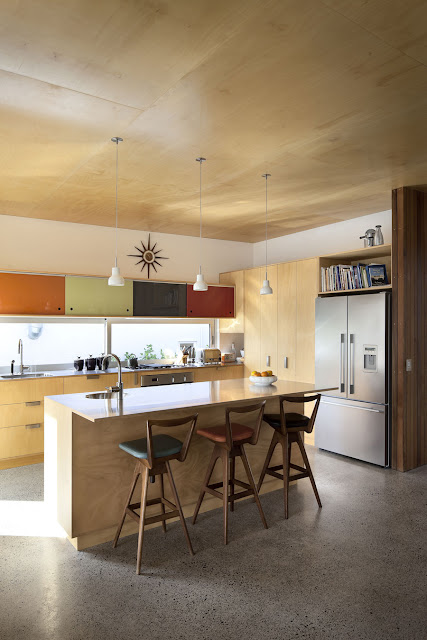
[0,0,426,242]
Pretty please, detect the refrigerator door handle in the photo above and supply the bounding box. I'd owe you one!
[340,333,345,392]
[349,333,355,394]
[322,401,384,414]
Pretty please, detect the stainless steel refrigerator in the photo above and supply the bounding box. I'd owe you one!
[314,292,390,466]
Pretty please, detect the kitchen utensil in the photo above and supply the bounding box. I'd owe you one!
[360,228,376,247]
[97,354,110,370]
[202,348,221,363]
[374,225,384,246]
[74,357,84,371]
[249,375,277,386]
[85,355,97,371]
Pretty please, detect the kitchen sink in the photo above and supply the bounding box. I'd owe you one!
[1,373,53,379]
[85,392,125,400]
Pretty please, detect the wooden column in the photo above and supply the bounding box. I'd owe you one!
[392,187,427,471]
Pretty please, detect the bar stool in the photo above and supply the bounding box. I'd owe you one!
[257,394,321,518]
[192,401,268,544]
[113,414,198,574]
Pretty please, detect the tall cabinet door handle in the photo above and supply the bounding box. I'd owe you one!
[284,357,288,369]
[340,334,345,392]
[349,333,355,394]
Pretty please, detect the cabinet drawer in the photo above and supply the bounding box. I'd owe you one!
[63,374,118,395]
[0,423,44,460]
[0,378,64,405]
[122,372,139,389]
[0,403,44,428]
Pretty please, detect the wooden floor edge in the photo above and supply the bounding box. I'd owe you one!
[0,453,43,470]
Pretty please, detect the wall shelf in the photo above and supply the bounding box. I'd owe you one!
[318,244,392,295]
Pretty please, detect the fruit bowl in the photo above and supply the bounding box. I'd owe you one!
[249,375,277,386]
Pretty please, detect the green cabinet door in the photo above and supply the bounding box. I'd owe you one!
[65,277,133,316]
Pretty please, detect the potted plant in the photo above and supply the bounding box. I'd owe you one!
[124,351,138,369]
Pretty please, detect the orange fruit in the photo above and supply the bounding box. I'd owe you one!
[251,371,261,377]
[261,371,269,377]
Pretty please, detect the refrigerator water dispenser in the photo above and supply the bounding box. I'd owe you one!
[363,345,378,372]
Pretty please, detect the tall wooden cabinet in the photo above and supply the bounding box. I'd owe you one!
[277,261,297,381]
[260,265,278,374]
[243,268,261,374]
[295,258,318,384]
[219,270,244,333]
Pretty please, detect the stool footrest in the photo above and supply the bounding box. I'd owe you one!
[233,479,251,490]
[229,489,253,502]
[266,469,284,481]
[126,506,141,524]
[289,471,309,481]
[205,485,223,500]
[289,463,306,473]
[145,510,179,526]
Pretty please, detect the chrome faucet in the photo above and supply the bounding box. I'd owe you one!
[17,339,29,375]
[103,353,123,396]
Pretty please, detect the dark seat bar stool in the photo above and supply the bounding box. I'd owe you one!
[192,401,268,544]
[113,413,198,574]
[257,394,321,519]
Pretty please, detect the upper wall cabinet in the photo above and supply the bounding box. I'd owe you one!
[0,273,65,315]
[219,270,244,333]
[187,285,235,318]
[133,282,187,317]
[65,277,133,316]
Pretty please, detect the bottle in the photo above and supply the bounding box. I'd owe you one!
[374,225,384,246]
[231,343,236,362]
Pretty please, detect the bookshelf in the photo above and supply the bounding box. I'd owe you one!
[318,244,392,295]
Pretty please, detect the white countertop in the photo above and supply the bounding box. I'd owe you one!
[45,378,336,422]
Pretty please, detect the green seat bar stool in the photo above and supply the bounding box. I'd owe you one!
[113,413,198,574]
[192,401,268,545]
[257,394,322,518]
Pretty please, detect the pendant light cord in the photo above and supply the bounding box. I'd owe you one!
[115,140,119,268]
[196,157,206,275]
[263,173,271,280]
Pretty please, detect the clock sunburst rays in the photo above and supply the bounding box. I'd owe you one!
[127,234,169,279]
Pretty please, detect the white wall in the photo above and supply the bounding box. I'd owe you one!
[0,215,252,283]
[252,210,392,267]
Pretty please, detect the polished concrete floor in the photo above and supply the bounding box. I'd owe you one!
[1,448,426,640]
[0,462,44,501]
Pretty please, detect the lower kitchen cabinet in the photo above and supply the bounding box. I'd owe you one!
[193,365,243,382]
[0,423,44,462]
[0,377,64,469]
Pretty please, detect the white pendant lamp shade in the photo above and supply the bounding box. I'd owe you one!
[109,136,125,286]
[260,278,273,295]
[193,157,208,292]
[193,271,208,291]
[260,172,272,295]
[108,265,124,286]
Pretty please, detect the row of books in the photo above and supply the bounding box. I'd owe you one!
[321,263,388,292]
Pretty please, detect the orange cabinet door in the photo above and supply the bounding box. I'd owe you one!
[0,273,65,315]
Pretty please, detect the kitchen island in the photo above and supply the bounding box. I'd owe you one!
[44,379,333,550]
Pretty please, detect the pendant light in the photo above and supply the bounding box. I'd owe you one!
[193,157,208,291]
[260,173,273,295]
[108,136,125,286]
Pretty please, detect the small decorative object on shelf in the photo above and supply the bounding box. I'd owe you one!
[374,225,384,246]
[128,234,168,278]
[321,262,389,292]
[359,228,376,247]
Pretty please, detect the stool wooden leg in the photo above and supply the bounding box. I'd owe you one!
[113,464,140,548]
[230,456,235,512]
[281,434,290,519]
[240,446,268,529]
[136,465,149,575]
[297,433,322,508]
[257,431,278,492]
[165,461,194,556]
[192,447,220,525]
[160,473,167,533]
[221,448,230,545]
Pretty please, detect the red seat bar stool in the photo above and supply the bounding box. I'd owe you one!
[257,394,322,518]
[192,401,268,545]
[113,414,198,574]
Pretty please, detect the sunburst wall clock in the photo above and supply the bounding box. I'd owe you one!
[127,234,169,278]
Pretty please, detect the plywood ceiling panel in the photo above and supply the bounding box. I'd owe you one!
[0,0,426,241]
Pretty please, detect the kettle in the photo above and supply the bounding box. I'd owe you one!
[360,228,376,247]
